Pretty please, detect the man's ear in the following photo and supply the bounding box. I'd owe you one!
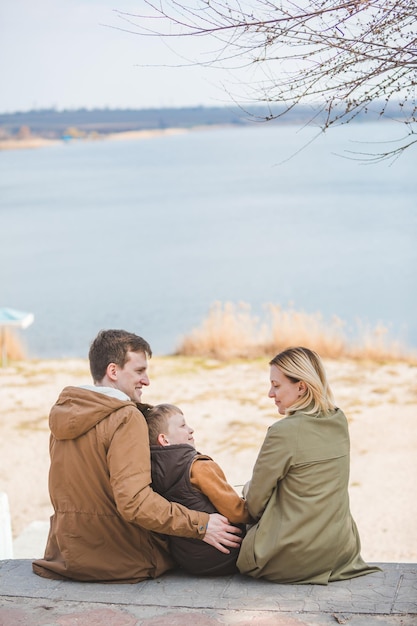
[157,433,169,447]
[106,362,118,382]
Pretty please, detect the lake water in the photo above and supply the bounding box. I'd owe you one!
[0,121,416,358]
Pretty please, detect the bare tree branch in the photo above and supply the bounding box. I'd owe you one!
[115,0,417,159]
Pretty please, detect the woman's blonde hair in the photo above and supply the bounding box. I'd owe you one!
[270,347,335,416]
[145,403,183,445]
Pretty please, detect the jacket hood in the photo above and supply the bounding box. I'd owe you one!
[49,386,136,440]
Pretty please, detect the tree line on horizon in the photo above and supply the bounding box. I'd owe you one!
[0,101,407,141]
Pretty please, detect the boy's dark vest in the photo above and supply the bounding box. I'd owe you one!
[150,444,244,576]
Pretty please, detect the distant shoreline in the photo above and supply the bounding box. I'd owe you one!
[0,127,198,151]
[1,103,409,153]
[0,136,60,151]
[0,124,237,151]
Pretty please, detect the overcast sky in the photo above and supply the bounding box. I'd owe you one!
[1,0,241,113]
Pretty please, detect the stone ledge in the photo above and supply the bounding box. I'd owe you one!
[0,560,416,625]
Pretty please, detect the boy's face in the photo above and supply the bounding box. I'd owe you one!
[163,412,195,448]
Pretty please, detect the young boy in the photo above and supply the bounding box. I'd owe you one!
[145,403,252,576]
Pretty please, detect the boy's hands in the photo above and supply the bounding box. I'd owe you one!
[203,513,242,553]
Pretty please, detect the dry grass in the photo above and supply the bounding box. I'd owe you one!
[1,304,415,366]
[0,329,27,365]
[176,301,416,363]
[176,302,265,360]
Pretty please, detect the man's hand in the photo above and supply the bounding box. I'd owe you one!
[203,513,243,554]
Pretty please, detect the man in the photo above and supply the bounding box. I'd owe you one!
[32,329,241,583]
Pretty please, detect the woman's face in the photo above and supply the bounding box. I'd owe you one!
[268,365,304,415]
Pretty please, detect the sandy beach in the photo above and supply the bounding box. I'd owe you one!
[0,137,61,151]
[0,128,192,151]
[0,355,416,563]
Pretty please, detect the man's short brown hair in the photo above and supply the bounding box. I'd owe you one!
[89,329,152,383]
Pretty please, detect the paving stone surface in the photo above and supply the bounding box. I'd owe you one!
[0,560,416,625]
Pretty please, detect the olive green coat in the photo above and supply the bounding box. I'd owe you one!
[237,408,380,584]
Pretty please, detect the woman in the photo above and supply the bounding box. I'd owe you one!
[237,347,380,585]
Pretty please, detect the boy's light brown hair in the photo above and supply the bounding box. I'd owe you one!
[145,403,183,445]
